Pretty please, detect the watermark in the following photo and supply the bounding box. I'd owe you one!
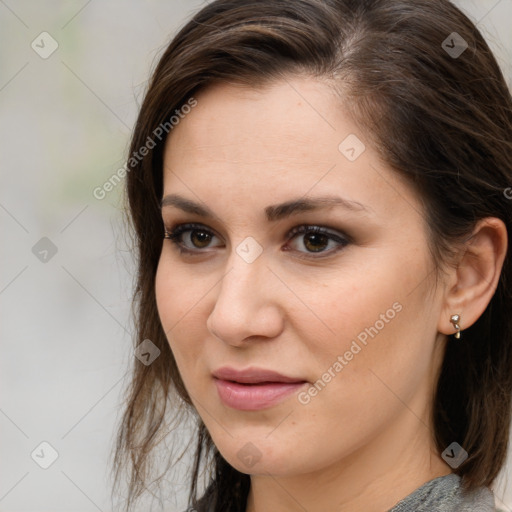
[236,236,263,263]
[442,32,468,59]
[31,32,59,59]
[504,187,512,200]
[237,441,263,469]
[31,441,59,469]
[338,133,366,162]
[32,237,58,263]
[297,301,403,405]
[441,441,468,468]
[93,96,197,200]
[134,339,161,366]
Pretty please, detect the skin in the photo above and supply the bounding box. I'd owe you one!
[155,77,507,512]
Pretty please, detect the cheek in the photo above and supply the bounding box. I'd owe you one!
[155,250,207,364]
[286,250,432,395]
[288,288,430,463]
[279,260,401,353]
[155,251,184,328]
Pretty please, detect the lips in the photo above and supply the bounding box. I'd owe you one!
[212,366,308,411]
[212,366,307,384]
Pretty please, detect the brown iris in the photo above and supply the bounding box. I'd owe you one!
[303,232,329,252]
[190,229,212,248]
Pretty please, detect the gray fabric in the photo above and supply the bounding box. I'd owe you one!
[388,473,495,512]
[188,472,496,511]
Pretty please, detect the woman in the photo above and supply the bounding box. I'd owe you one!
[112,1,512,511]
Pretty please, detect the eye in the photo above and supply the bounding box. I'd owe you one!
[163,222,350,258]
[286,225,349,256]
[164,223,222,253]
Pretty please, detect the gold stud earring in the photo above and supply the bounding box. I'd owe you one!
[450,314,461,339]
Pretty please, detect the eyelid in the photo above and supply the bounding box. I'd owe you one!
[163,221,350,240]
[283,224,350,259]
[285,224,351,244]
[164,222,223,255]
[164,222,220,239]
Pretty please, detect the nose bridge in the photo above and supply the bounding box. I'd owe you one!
[207,250,283,344]
[215,252,268,318]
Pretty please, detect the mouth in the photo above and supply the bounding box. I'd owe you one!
[212,366,307,385]
[211,367,308,411]
[221,380,299,385]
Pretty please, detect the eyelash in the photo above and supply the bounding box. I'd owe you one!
[163,222,351,259]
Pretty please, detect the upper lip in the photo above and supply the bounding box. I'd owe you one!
[212,366,307,384]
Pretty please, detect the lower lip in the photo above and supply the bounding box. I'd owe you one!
[214,378,307,411]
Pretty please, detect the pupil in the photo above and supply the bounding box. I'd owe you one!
[191,230,211,248]
[304,233,328,252]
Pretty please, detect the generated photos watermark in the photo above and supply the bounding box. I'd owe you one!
[93,96,197,200]
[298,301,403,405]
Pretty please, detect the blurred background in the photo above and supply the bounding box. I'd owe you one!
[0,1,511,511]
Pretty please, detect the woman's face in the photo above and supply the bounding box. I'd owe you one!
[156,77,449,479]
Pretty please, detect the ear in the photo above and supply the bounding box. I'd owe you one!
[438,217,508,338]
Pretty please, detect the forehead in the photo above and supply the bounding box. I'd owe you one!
[165,78,341,165]
[161,77,417,222]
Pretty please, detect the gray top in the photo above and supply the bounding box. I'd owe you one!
[189,472,496,511]
[388,473,495,511]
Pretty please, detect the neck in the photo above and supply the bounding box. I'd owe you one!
[245,409,452,512]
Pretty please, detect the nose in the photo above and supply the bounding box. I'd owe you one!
[206,257,284,346]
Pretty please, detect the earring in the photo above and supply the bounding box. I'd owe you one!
[450,314,461,339]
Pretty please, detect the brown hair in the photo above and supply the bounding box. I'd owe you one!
[111,1,512,510]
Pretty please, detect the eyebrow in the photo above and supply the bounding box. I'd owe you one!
[160,194,371,222]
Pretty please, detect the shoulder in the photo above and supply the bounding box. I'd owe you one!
[389,473,496,512]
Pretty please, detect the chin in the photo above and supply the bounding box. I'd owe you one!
[215,437,306,476]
